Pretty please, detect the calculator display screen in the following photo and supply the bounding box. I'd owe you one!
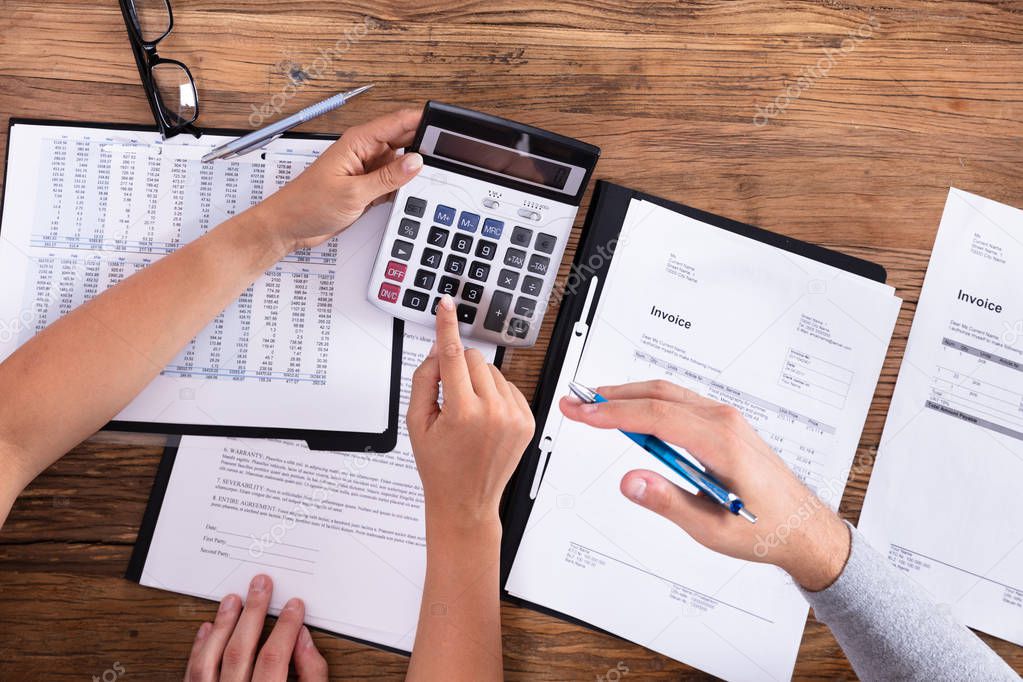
[433,131,571,190]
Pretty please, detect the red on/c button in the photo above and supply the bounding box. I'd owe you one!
[377,282,401,303]
[384,260,407,282]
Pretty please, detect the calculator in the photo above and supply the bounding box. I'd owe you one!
[367,102,600,347]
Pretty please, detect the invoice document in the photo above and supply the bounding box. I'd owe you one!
[506,199,902,681]
[133,324,497,651]
[0,122,395,433]
[860,188,1023,646]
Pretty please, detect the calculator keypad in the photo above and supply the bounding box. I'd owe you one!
[371,177,574,346]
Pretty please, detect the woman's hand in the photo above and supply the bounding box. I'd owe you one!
[255,108,423,253]
[407,294,535,529]
[560,380,851,591]
[184,574,328,681]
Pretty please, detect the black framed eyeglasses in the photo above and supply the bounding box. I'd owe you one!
[118,0,201,139]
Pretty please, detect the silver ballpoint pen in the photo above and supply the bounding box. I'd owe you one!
[201,84,374,163]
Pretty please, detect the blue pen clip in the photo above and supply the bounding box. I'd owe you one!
[568,382,757,524]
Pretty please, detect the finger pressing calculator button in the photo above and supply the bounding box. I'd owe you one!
[482,218,504,239]
[504,248,527,269]
[508,317,530,339]
[457,211,480,232]
[404,196,427,218]
[377,282,400,304]
[468,261,491,282]
[384,260,407,283]
[434,205,456,226]
[527,254,550,276]
[438,276,460,297]
[456,304,477,324]
[398,217,420,239]
[484,291,512,332]
[515,296,537,317]
[421,247,442,268]
[510,226,533,247]
[535,232,558,254]
[462,282,484,303]
[497,268,520,290]
[427,226,450,248]
[414,269,436,290]
[521,275,543,296]
[392,239,414,261]
[475,239,498,261]
[444,254,467,275]
[451,234,473,254]
[402,289,429,311]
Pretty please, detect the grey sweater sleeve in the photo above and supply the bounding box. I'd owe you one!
[800,523,1019,681]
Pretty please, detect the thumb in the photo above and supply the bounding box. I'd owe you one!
[354,152,423,204]
[620,470,720,530]
[293,626,329,681]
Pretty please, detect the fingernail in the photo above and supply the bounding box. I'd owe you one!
[427,342,436,357]
[580,402,599,414]
[251,574,270,593]
[403,152,423,172]
[440,294,455,311]
[283,597,302,612]
[219,594,239,612]
[564,394,582,404]
[624,477,647,502]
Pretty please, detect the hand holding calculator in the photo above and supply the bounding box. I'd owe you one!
[367,102,600,346]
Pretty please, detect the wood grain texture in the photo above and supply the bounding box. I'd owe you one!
[1,0,1022,679]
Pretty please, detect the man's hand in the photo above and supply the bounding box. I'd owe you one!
[560,380,851,591]
[406,294,535,529]
[184,574,328,681]
[256,108,423,252]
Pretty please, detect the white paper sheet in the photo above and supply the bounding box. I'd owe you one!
[860,188,1023,646]
[506,199,901,681]
[0,122,395,433]
[137,324,497,651]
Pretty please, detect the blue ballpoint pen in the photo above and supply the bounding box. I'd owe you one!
[201,84,374,162]
[568,382,758,523]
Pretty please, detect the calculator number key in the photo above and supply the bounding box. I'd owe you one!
[434,205,456,226]
[462,282,484,303]
[405,196,427,218]
[484,291,512,332]
[468,261,491,282]
[402,289,429,311]
[384,260,407,283]
[397,218,420,239]
[445,254,467,275]
[475,239,498,261]
[451,234,473,254]
[427,226,449,247]
[438,276,460,297]
[527,254,550,276]
[497,269,520,290]
[504,248,527,269]
[414,269,436,290]
[421,248,443,268]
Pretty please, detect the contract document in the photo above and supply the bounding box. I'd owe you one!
[860,188,1023,646]
[129,324,498,652]
[505,199,902,680]
[0,121,398,441]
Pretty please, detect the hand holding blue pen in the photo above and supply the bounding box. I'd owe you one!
[568,382,757,523]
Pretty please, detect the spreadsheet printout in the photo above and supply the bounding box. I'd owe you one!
[506,199,901,681]
[135,323,498,651]
[860,188,1023,646]
[0,122,396,433]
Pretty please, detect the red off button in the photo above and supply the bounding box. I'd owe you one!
[377,282,400,303]
[384,260,407,283]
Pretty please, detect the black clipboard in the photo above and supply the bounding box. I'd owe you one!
[498,180,887,624]
[2,118,402,452]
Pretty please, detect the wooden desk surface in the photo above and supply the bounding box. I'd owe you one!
[1,1,1022,679]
